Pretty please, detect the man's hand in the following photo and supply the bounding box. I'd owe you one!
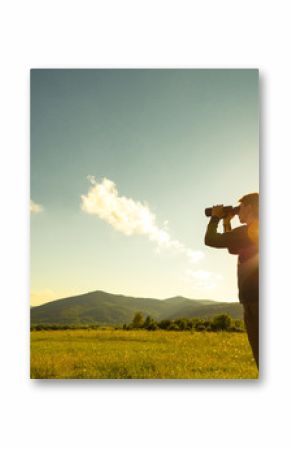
[211,205,224,218]
[223,210,235,225]
[223,210,235,233]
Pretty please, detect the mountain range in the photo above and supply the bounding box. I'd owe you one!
[30,290,243,326]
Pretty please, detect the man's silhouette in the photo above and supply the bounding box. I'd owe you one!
[204,193,259,369]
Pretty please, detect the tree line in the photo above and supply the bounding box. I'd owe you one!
[123,312,245,332]
[30,313,244,332]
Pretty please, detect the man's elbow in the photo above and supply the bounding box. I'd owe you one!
[204,234,213,247]
[204,234,222,248]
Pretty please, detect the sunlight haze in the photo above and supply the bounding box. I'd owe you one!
[31,69,259,306]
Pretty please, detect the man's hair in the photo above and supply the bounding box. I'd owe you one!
[239,193,259,217]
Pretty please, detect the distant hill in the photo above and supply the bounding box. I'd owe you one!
[30,290,243,326]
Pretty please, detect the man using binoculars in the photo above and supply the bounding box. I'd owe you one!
[204,193,259,370]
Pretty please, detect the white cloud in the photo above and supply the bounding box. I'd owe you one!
[30,200,43,214]
[81,177,204,263]
[184,269,222,290]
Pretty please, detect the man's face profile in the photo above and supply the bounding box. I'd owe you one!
[238,203,250,224]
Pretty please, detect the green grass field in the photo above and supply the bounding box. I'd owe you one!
[30,329,258,379]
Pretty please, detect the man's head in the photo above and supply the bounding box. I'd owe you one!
[238,193,259,224]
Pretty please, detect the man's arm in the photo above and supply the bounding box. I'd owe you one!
[204,216,230,248]
[223,215,232,233]
[204,205,242,250]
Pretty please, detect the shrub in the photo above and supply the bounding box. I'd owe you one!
[158,319,173,330]
[168,323,180,331]
[211,314,232,331]
[174,318,191,330]
[195,324,206,332]
[143,316,158,331]
[131,312,144,329]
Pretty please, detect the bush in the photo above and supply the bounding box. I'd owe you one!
[192,319,205,330]
[195,324,206,332]
[174,318,191,330]
[211,314,232,331]
[143,316,158,331]
[131,312,144,329]
[168,323,180,331]
[147,322,158,330]
[228,326,245,333]
[233,319,244,330]
[158,319,173,330]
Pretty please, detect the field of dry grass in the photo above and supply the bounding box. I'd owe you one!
[30,329,258,379]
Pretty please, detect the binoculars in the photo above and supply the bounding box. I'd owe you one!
[204,205,240,218]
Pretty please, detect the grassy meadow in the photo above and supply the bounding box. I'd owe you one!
[30,329,258,379]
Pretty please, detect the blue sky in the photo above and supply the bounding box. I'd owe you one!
[30,69,259,305]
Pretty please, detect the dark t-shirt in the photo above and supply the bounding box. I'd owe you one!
[205,217,259,303]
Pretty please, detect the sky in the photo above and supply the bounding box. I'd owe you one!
[30,69,259,306]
